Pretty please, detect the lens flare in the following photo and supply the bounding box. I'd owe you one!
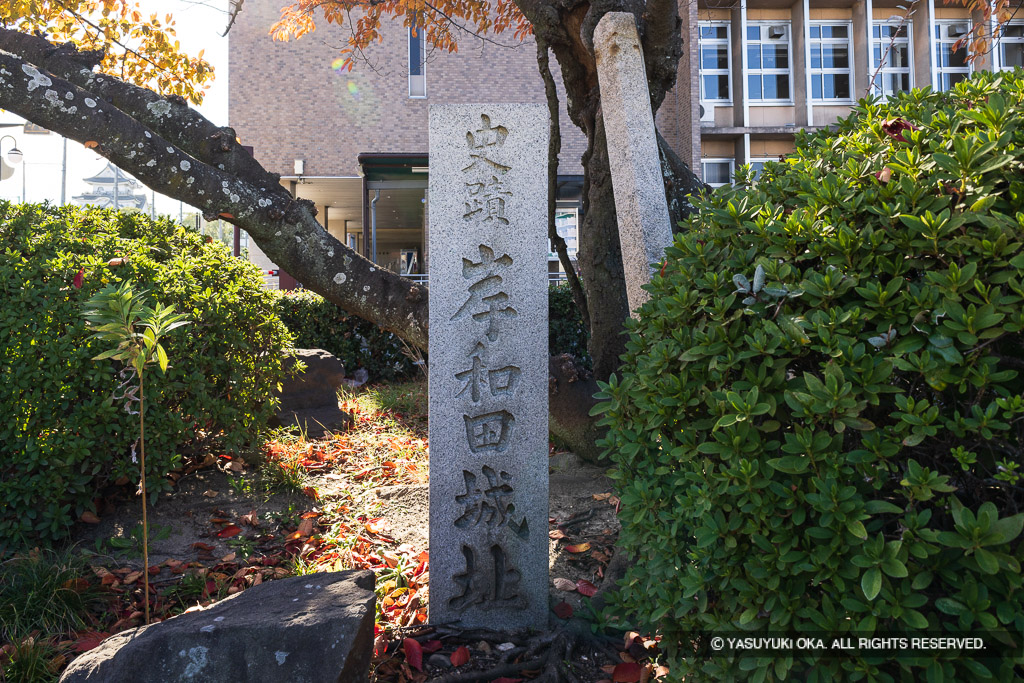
[347,81,360,99]
[331,57,349,71]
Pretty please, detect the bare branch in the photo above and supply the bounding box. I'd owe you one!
[537,36,590,332]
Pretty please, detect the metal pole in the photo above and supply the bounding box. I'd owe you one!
[151,189,155,219]
[60,137,67,206]
[21,162,25,203]
[113,165,120,210]
[370,189,381,264]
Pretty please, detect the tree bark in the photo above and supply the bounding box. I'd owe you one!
[515,0,703,381]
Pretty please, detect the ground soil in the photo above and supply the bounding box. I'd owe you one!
[70,444,628,682]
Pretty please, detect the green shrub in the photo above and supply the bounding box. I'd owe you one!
[598,73,1024,680]
[273,289,416,381]
[274,283,591,379]
[549,282,590,365]
[0,204,291,549]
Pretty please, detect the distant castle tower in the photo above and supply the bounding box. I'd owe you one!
[72,162,147,210]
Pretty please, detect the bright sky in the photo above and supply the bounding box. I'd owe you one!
[0,0,231,217]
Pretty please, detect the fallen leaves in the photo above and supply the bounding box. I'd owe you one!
[402,638,423,671]
[80,510,100,524]
[565,542,591,553]
[576,579,598,597]
[449,645,470,667]
[216,524,242,539]
[71,631,109,653]
[553,577,576,591]
[552,602,573,619]
[611,662,643,682]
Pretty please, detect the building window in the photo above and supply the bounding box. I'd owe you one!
[409,26,426,98]
[699,23,732,102]
[702,159,735,188]
[999,23,1024,69]
[747,23,792,102]
[747,158,777,181]
[809,23,853,101]
[935,22,971,90]
[872,22,913,98]
[549,205,579,260]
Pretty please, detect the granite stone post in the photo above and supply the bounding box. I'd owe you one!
[428,104,549,630]
[595,12,675,313]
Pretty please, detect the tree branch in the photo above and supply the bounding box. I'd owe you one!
[537,36,590,333]
[640,0,682,112]
[0,40,429,349]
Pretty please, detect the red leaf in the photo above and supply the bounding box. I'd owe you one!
[192,542,215,551]
[565,543,591,553]
[80,510,100,524]
[73,268,84,289]
[450,645,470,667]
[493,679,523,683]
[421,639,442,654]
[403,638,423,671]
[217,525,242,538]
[84,141,98,149]
[219,212,235,220]
[72,631,109,653]
[553,601,573,619]
[612,662,643,683]
[577,579,598,597]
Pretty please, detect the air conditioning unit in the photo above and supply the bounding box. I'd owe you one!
[768,25,788,40]
[699,101,716,124]
[949,23,969,38]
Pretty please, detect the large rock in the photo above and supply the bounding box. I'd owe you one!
[277,349,346,410]
[60,571,375,683]
[272,349,351,437]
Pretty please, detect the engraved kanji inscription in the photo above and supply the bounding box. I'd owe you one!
[456,342,522,403]
[449,543,522,611]
[464,410,515,453]
[454,466,529,539]
[462,114,510,176]
[464,175,512,225]
[450,245,518,342]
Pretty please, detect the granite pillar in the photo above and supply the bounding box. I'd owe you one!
[427,104,549,630]
[595,12,675,313]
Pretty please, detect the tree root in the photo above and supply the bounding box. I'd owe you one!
[429,623,620,683]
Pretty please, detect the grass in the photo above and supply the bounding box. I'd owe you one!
[1,547,104,683]
[0,548,101,642]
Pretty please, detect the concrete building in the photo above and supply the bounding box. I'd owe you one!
[229,1,588,285]
[684,0,1018,187]
[229,1,1013,282]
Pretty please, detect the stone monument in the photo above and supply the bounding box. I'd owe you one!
[594,12,675,313]
[428,104,549,630]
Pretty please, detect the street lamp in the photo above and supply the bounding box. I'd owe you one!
[0,135,25,202]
